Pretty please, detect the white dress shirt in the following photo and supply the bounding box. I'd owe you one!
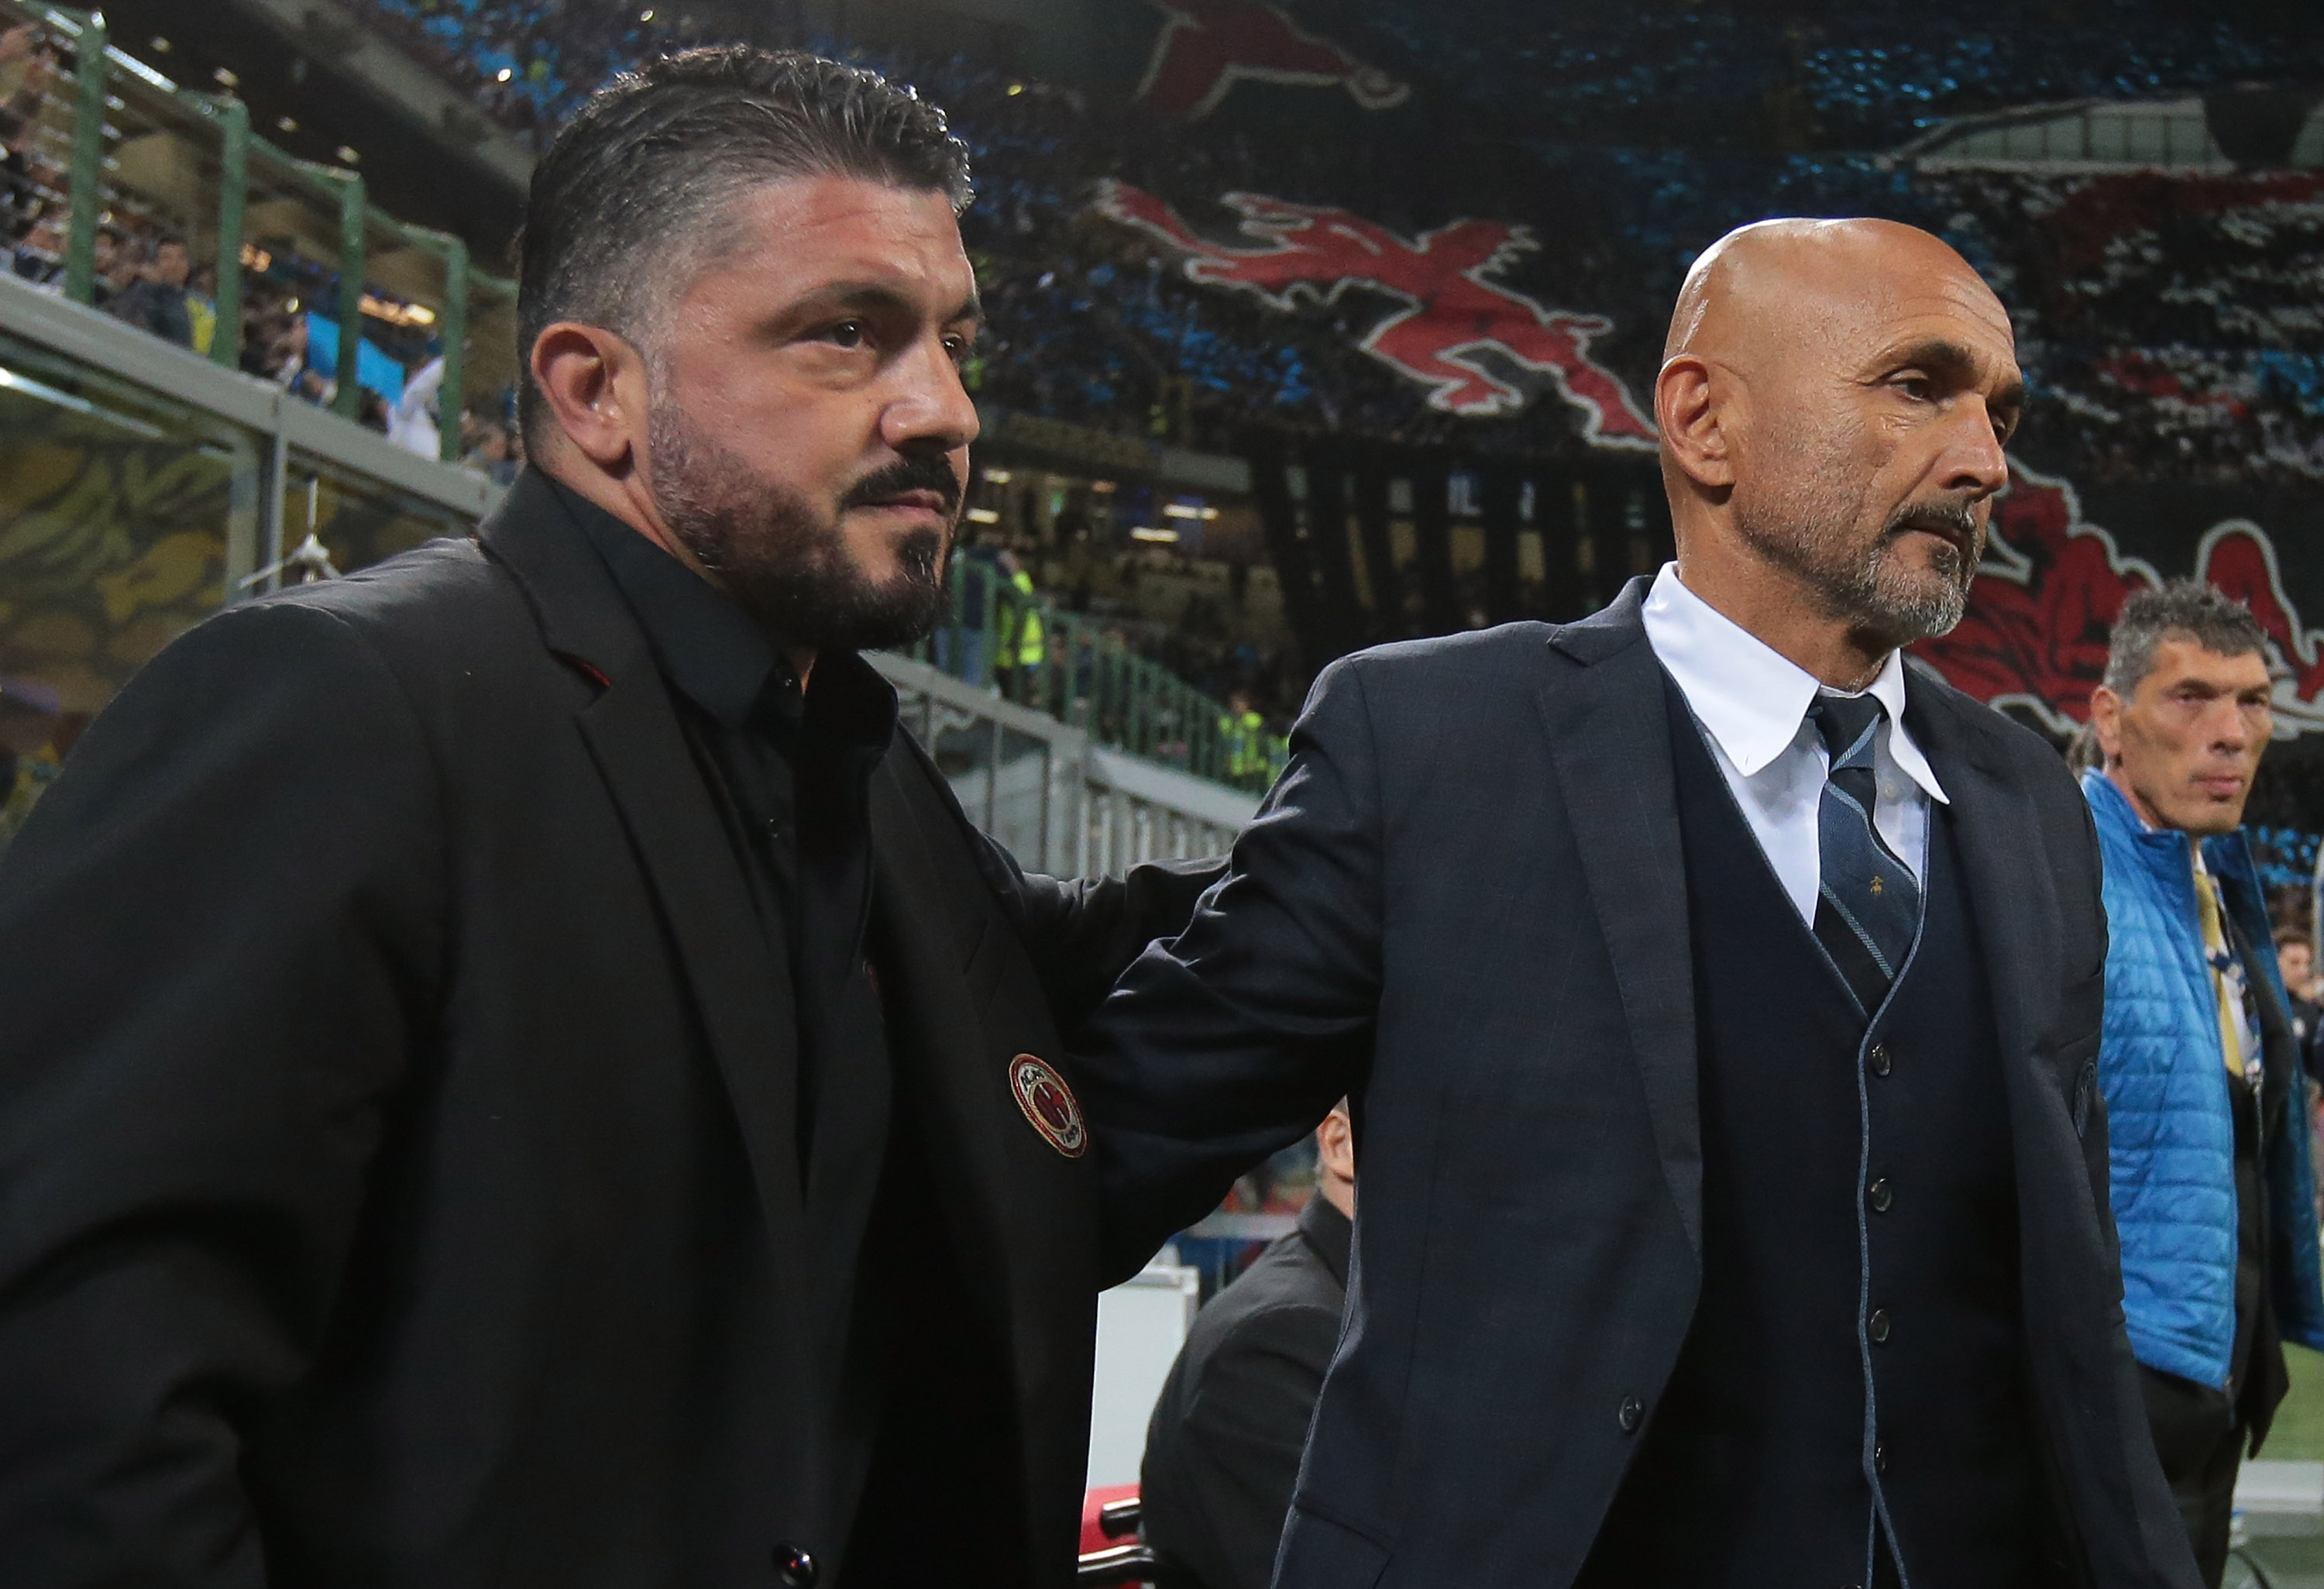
[1641,563,1951,926]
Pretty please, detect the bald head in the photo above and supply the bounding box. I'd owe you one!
[1652,216,2024,679]
[1664,217,2007,367]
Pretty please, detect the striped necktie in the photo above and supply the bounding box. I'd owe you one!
[1809,693,1922,1016]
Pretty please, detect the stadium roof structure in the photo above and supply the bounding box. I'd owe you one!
[1899,87,2324,174]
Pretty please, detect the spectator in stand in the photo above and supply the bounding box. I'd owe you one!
[939,535,1002,686]
[88,226,129,308]
[2084,581,2324,1587]
[390,352,445,459]
[107,235,194,348]
[11,214,60,289]
[462,417,520,486]
[184,263,218,356]
[995,545,1044,700]
[1217,689,1267,787]
[2278,928,2321,1052]
[1140,1100,1355,1589]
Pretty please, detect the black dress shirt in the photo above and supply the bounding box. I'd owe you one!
[560,481,896,1166]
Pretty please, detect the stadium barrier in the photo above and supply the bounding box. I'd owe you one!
[5,1,518,459]
[0,270,1259,867]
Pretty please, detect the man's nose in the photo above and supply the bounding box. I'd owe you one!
[1941,401,2010,500]
[878,335,981,456]
[2205,697,2255,752]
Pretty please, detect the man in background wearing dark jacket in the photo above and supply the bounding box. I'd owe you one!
[1141,1102,1355,1589]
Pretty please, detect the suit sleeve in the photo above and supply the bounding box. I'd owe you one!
[1074,659,1384,1282]
[0,600,443,1585]
[899,734,1225,1034]
[1147,1302,1341,1589]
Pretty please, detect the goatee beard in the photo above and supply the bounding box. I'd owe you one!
[1738,490,1984,647]
[645,398,954,655]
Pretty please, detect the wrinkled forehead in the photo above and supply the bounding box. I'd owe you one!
[1760,241,2016,373]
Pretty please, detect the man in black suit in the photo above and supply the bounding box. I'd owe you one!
[1076,218,2201,1587]
[0,48,1205,1589]
[1140,1103,1355,1589]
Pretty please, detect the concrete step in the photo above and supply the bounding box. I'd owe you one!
[2240,1460,2324,1536]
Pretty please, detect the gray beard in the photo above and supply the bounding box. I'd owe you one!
[1734,487,1978,646]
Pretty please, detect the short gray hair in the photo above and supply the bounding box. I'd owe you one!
[2101,578,2270,697]
[514,46,972,447]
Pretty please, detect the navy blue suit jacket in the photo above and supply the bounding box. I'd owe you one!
[1075,580,2198,1589]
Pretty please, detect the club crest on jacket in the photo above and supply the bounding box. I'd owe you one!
[1010,1054,1088,1158]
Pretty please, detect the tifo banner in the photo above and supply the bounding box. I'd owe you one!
[1134,0,1409,119]
[1917,459,2324,737]
[1096,180,1658,445]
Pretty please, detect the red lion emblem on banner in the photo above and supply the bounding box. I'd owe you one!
[1136,0,1409,119]
[1095,180,1658,446]
[1916,460,2324,735]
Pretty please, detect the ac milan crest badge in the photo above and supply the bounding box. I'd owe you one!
[1009,1054,1088,1158]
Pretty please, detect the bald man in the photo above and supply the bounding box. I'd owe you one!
[1075,219,2199,1589]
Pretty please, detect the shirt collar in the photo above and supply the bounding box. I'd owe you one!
[551,478,899,755]
[1642,562,1950,803]
[557,479,788,729]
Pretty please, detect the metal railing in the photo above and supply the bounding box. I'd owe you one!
[875,653,1254,876]
[909,555,1288,794]
[0,270,1258,875]
[4,2,515,459]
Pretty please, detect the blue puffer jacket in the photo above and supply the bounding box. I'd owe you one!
[2084,770,2324,1388]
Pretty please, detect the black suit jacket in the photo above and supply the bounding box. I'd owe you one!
[1077,580,2200,1589]
[1141,1197,1351,1589]
[0,472,1208,1588]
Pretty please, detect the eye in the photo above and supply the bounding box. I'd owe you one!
[821,320,868,349]
[1893,373,1934,402]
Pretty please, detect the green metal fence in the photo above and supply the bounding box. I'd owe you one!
[9,2,510,460]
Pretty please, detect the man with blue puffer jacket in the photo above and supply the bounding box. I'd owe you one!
[2086,580,2324,1587]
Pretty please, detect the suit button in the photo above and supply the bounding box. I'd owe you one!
[1868,1177,1893,1212]
[773,1545,819,1587]
[1868,1044,1893,1078]
[1868,1309,1893,1344]
[1617,1395,1644,1433]
[1875,1441,1889,1474]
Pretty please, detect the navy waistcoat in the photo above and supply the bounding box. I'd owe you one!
[1580,680,2043,1589]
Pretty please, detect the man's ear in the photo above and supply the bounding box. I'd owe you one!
[530,321,648,473]
[2089,685,2125,766]
[1655,353,1736,491]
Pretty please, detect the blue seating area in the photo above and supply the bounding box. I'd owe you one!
[316,2,2324,487]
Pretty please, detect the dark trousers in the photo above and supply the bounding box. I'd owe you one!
[2139,1365,2246,1589]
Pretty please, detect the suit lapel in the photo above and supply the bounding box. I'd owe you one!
[1539,582,1703,1254]
[864,755,1037,1349]
[480,476,810,1286]
[1903,678,2058,1075]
